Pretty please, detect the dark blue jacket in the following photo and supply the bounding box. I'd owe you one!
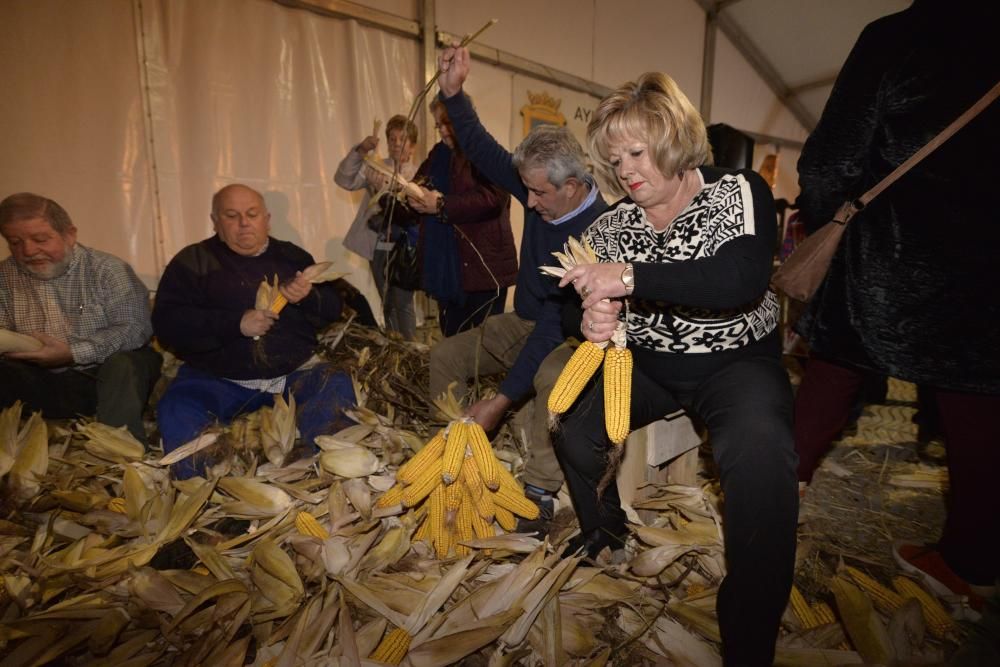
[441,91,607,402]
[153,235,342,380]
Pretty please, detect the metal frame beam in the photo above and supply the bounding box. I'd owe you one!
[274,0,419,38]
[437,30,612,99]
[276,0,804,148]
[693,0,816,132]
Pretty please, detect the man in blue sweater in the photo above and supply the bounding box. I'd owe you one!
[429,46,607,533]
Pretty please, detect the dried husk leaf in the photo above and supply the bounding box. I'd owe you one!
[408,608,523,667]
[217,476,293,516]
[129,567,186,615]
[829,575,895,665]
[8,412,48,501]
[79,422,145,462]
[320,447,380,478]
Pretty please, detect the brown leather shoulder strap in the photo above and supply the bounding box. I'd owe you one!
[856,80,1000,208]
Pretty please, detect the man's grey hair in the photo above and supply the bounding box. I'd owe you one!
[0,192,75,234]
[512,125,589,188]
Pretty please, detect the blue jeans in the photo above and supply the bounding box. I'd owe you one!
[157,363,355,478]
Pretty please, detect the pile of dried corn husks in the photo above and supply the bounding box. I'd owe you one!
[0,324,969,665]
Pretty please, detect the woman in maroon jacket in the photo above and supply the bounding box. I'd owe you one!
[408,98,517,336]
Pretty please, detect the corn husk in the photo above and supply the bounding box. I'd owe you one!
[320,446,380,478]
[0,328,43,353]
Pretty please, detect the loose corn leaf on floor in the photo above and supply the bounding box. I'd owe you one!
[0,326,973,665]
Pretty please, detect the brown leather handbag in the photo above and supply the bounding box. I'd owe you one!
[771,80,1000,303]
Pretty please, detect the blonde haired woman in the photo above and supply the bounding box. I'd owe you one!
[557,72,797,666]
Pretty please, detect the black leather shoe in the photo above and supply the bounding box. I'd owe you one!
[565,526,626,559]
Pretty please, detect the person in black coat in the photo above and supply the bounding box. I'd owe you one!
[793,0,1000,604]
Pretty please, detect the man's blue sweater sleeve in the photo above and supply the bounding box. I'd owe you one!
[441,91,529,206]
[498,297,564,402]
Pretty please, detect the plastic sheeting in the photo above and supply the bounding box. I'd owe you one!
[2,0,424,320]
[0,0,158,285]
[142,0,422,318]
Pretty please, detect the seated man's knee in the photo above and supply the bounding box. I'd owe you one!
[534,347,571,395]
[99,348,162,387]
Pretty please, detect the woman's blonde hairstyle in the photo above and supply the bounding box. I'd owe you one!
[587,72,711,197]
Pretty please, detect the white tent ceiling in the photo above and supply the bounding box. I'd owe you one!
[698,0,911,132]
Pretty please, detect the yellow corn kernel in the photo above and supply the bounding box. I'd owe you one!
[467,422,500,491]
[430,485,451,558]
[470,499,495,540]
[445,479,463,513]
[375,484,405,509]
[843,565,904,615]
[106,497,127,514]
[454,489,475,556]
[892,576,958,639]
[269,293,288,314]
[462,459,495,521]
[369,627,412,665]
[603,346,632,445]
[789,585,819,629]
[811,601,836,625]
[401,459,443,507]
[295,511,330,539]
[494,504,516,532]
[414,514,432,543]
[396,429,446,484]
[493,486,540,520]
[441,421,468,485]
[548,341,606,414]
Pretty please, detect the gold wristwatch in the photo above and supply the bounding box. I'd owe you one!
[621,263,635,295]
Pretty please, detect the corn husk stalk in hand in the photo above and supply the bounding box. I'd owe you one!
[363,155,425,201]
[255,262,348,324]
[541,236,633,445]
[0,328,43,353]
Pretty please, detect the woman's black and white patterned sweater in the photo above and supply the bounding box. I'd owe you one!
[584,166,780,381]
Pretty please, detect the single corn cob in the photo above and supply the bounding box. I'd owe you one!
[494,504,516,532]
[812,601,836,625]
[445,480,463,513]
[467,422,500,491]
[454,490,475,556]
[396,429,446,484]
[789,585,820,629]
[844,565,904,615]
[295,511,330,539]
[269,293,288,314]
[603,345,633,445]
[430,485,452,558]
[462,459,495,521]
[375,484,405,508]
[470,500,494,540]
[106,497,127,514]
[401,459,443,507]
[414,514,432,542]
[548,341,606,414]
[892,576,958,639]
[369,627,412,665]
[493,486,540,520]
[441,420,468,484]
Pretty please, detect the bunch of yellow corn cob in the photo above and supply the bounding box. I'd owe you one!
[540,237,634,445]
[547,322,633,445]
[375,419,539,559]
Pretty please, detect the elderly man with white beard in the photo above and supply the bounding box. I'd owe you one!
[0,192,161,441]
